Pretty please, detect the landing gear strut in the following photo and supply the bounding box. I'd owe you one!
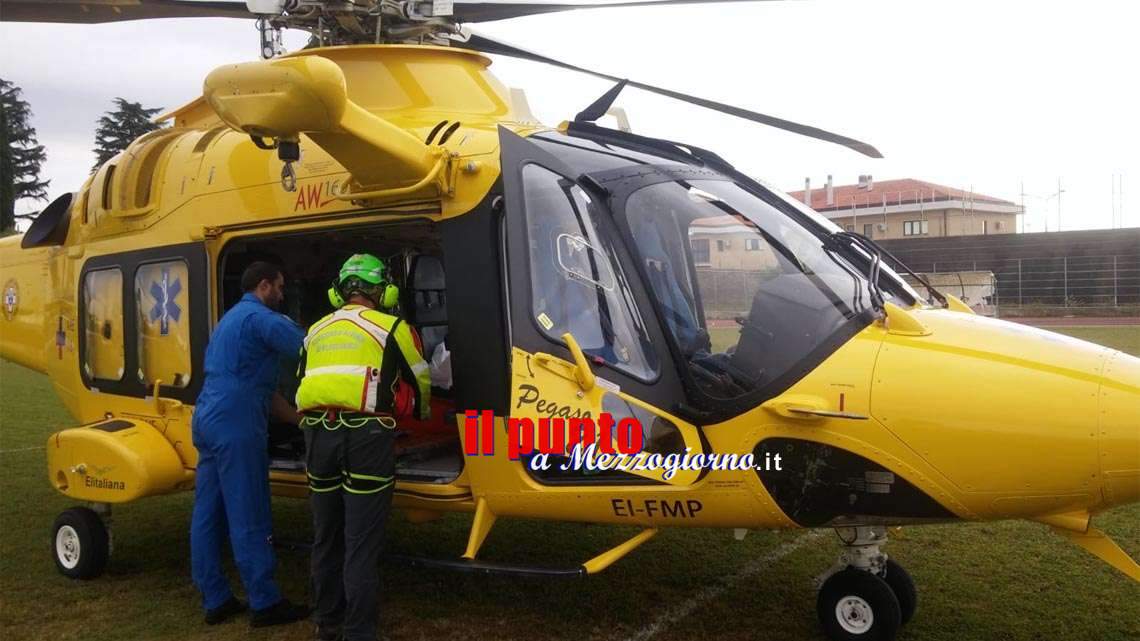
[816,526,916,641]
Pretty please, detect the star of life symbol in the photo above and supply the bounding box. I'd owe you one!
[149,268,182,336]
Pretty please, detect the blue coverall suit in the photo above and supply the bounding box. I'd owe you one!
[190,292,304,612]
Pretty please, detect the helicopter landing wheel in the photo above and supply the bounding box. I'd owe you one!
[815,525,913,640]
[52,506,110,580]
[817,567,901,641]
[880,558,917,625]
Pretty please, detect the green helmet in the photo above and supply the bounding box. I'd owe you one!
[330,253,399,309]
[338,253,386,287]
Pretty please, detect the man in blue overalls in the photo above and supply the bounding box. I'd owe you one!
[190,261,310,627]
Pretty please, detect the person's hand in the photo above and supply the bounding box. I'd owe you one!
[270,392,301,426]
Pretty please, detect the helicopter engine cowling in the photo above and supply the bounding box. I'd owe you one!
[869,309,1140,519]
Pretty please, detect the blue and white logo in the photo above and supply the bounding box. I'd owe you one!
[148,268,182,335]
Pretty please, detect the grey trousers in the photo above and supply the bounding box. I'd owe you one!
[305,417,395,641]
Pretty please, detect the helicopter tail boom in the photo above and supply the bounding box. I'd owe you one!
[0,236,54,375]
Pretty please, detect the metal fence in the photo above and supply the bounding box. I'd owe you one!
[921,254,1140,310]
[696,254,1140,319]
[695,268,768,318]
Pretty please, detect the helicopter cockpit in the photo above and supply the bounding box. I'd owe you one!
[517,128,913,417]
[622,176,875,399]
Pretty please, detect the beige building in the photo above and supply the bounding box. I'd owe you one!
[688,216,778,271]
[789,177,1021,240]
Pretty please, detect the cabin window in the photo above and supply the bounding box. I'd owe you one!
[81,268,125,382]
[134,260,192,388]
[522,164,658,381]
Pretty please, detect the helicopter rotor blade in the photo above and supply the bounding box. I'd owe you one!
[451,0,774,24]
[460,29,884,158]
[0,0,251,24]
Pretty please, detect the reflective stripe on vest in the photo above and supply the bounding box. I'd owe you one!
[296,306,393,413]
[303,308,390,350]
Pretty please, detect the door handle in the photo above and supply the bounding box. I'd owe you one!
[561,332,596,392]
[765,395,868,421]
[532,334,597,392]
[785,407,869,420]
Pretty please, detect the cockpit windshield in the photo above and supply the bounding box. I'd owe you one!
[623,178,878,399]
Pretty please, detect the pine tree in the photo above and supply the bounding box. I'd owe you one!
[1,78,50,234]
[91,98,163,170]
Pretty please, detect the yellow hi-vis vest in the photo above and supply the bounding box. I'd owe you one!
[295,305,431,419]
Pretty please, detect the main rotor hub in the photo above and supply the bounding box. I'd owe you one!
[257,0,464,51]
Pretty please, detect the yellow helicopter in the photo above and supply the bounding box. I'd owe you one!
[1,2,1137,640]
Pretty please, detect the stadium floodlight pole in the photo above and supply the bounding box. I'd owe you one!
[1021,186,1061,233]
[1057,177,1063,231]
[1044,180,1064,232]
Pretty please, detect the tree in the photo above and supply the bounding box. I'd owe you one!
[1,78,50,234]
[92,98,163,170]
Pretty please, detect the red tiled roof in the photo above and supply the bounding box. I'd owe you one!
[690,214,747,227]
[789,178,1015,212]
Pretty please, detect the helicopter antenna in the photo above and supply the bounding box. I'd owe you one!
[574,79,628,124]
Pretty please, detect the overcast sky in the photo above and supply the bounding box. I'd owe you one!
[2,0,1137,232]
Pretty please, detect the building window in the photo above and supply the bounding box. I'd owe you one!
[745,238,761,251]
[863,223,873,238]
[845,224,855,232]
[135,260,192,388]
[716,239,730,252]
[82,268,125,382]
[903,220,929,236]
[982,220,989,235]
[690,238,711,265]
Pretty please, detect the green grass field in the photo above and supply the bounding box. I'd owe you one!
[2,326,1138,641]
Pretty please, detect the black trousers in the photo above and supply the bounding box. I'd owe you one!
[304,415,395,641]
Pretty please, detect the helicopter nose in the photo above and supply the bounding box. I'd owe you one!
[1097,349,1140,510]
[869,312,1134,517]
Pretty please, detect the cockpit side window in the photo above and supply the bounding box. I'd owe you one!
[521,164,658,381]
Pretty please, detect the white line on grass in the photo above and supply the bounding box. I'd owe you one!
[0,446,44,454]
[623,529,826,641]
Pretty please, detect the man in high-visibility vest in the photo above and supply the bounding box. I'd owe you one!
[295,254,431,641]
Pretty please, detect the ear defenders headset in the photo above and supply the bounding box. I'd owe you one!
[328,279,399,310]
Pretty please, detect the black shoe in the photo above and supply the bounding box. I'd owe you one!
[204,597,247,625]
[315,624,343,641]
[250,598,311,628]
